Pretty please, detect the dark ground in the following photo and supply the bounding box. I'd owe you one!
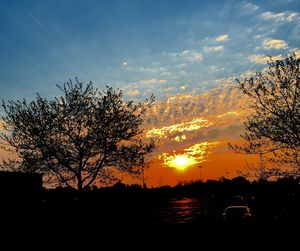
[1,178,300,246]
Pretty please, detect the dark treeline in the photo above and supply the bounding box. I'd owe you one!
[2,175,300,229]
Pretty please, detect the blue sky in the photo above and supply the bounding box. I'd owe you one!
[0,0,299,101]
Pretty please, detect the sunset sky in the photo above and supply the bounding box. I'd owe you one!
[1,0,300,186]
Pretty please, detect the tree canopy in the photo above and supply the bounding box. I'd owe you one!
[1,79,155,191]
[230,53,300,177]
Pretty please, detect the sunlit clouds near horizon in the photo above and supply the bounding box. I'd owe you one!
[142,84,248,178]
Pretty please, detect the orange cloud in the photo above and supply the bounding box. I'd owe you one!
[146,118,213,139]
[158,141,219,169]
[142,84,256,186]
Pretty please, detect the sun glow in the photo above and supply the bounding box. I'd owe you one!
[167,154,197,171]
[158,141,220,171]
[175,155,188,166]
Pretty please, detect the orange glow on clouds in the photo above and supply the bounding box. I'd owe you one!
[217,111,239,118]
[163,154,197,171]
[141,86,252,186]
[146,118,213,140]
[158,141,219,171]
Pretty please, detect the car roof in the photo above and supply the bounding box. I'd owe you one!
[226,206,249,209]
[225,206,250,211]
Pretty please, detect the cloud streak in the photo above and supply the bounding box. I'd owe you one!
[204,46,224,52]
[169,50,203,61]
[260,11,299,23]
[215,34,229,42]
[262,39,288,50]
[127,89,140,96]
[28,11,43,26]
[146,118,213,140]
[241,2,259,13]
[248,54,283,64]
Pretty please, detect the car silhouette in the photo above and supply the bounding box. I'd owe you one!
[222,205,252,223]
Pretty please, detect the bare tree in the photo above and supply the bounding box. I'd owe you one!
[230,53,300,177]
[1,79,155,191]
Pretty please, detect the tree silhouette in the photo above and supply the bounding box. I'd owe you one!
[1,79,155,192]
[230,53,300,176]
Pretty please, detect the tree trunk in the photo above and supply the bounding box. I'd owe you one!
[77,175,83,199]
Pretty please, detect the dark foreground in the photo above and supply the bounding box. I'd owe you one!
[2,188,300,227]
[1,179,300,246]
[1,194,298,248]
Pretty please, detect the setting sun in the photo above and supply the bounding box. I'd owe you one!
[174,155,189,167]
[157,142,219,173]
[166,154,197,171]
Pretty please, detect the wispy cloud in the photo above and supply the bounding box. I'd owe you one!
[260,11,299,23]
[248,54,283,64]
[146,118,213,139]
[176,63,187,68]
[137,66,166,73]
[122,78,168,98]
[28,11,43,26]
[241,2,259,13]
[145,85,248,130]
[169,50,203,61]
[126,65,166,74]
[204,45,224,52]
[130,78,167,86]
[215,34,229,42]
[127,89,140,96]
[262,39,288,50]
